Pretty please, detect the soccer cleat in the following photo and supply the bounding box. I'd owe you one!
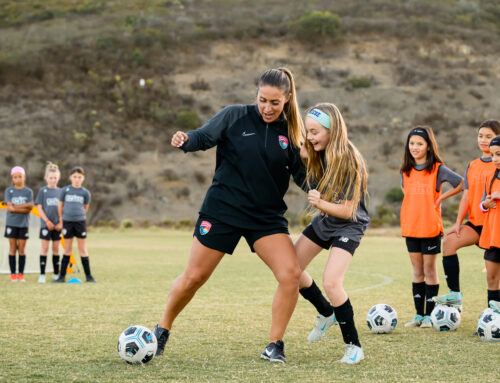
[307,313,338,343]
[38,274,46,283]
[340,343,364,364]
[404,314,423,327]
[85,275,97,283]
[432,291,463,312]
[10,274,17,282]
[489,300,500,314]
[260,340,286,363]
[52,275,66,283]
[154,324,170,356]
[52,274,59,282]
[420,315,432,328]
[17,273,25,282]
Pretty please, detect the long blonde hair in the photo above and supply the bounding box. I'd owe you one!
[304,103,367,220]
[44,161,61,179]
[258,67,304,147]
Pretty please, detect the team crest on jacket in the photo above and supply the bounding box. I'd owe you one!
[278,136,288,149]
[200,221,212,235]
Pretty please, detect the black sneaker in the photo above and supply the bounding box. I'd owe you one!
[260,340,286,363]
[86,275,97,283]
[52,275,66,283]
[154,324,170,356]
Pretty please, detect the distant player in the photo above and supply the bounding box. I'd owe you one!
[433,120,500,310]
[478,135,500,313]
[296,103,369,364]
[53,167,96,283]
[35,162,63,283]
[4,166,34,282]
[400,126,463,328]
[154,68,306,363]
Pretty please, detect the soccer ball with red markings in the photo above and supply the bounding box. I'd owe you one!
[117,325,157,364]
[366,304,398,334]
[476,308,500,342]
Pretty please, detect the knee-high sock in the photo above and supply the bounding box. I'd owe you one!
[412,282,426,316]
[299,280,334,317]
[52,254,60,275]
[425,284,439,316]
[18,255,26,274]
[487,290,500,305]
[9,255,16,275]
[81,257,92,277]
[334,298,360,347]
[443,254,460,292]
[59,255,70,277]
[40,255,47,275]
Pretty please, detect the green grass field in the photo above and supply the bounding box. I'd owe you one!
[0,230,497,382]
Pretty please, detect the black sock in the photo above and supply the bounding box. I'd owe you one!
[9,255,16,275]
[412,282,426,316]
[81,257,92,277]
[443,254,460,292]
[487,290,500,305]
[52,254,60,274]
[425,284,440,316]
[40,255,47,275]
[299,280,335,317]
[60,255,70,277]
[334,298,361,347]
[18,255,26,274]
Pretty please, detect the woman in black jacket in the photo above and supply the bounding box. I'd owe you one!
[154,68,305,363]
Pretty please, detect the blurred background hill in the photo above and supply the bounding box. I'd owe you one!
[1,0,500,227]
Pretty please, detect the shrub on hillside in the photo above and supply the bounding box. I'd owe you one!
[347,76,372,89]
[385,187,404,203]
[295,11,341,41]
[177,110,199,131]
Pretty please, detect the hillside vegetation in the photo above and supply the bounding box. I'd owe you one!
[1,0,500,225]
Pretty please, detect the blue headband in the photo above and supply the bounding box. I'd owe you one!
[409,128,430,142]
[307,109,331,129]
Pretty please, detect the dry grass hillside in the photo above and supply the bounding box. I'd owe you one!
[1,0,500,226]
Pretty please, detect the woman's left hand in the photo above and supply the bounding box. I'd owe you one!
[308,189,322,208]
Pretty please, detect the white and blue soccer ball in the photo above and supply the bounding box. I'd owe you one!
[430,304,461,331]
[118,325,157,364]
[476,308,500,342]
[366,304,398,334]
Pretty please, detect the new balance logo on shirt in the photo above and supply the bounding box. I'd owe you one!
[65,195,85,204]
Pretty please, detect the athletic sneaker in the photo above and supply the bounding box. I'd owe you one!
[86,275,97,283]
[420,315,432,328]
[38,274,46,283]
[154,324,170,356]
[404,314,423,327]
[10,274,17,282]
[52,274,59,282]
[17,273,25,282]
[489,300,500,314]
[260,340,286,363]
[340,343,364,364]
[307,313,338,343]
[52,275,66,283]
[432,291,463,312]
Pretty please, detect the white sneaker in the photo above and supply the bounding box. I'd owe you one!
[340,343,364,364]
[38,274,46,283]
[52,274,59,282]
[307,313,337,343]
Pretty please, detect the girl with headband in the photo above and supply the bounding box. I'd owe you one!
[4,166,34,282]
[478,135,500,314]
[35,162,63,283]
[400,126,463,328]
[433,120,500,311]
[154,68,306,363]
[296,103,369,364]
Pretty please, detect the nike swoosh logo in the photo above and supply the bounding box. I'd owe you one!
[265,348,272,356]
[321,322,328,331]
[242,132,255,136]
[349,350,358,362]
[428,246,437,250]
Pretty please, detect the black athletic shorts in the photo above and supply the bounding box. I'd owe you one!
[484,247,500,263]
[39,228,62,241]
[62,221,87,239]
[464,221,483,236]
[405,235,441,254]
[194,214,289,254]
[302,224,360,255]
[4,226,28,239]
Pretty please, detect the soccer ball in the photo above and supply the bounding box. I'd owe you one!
[117,325,157,364]
[430,304,461,331]
[366,304,398,334]
[476,308,500,342]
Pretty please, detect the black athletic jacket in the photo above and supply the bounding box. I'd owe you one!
[181,104,306,230]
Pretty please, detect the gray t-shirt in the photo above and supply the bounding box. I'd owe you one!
[60,185,91,222]
[310,180,370,243]
[35,186,62,228]
[4,186,33,228]
[400,164,463,191]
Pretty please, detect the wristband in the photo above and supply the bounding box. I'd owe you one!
[479,201,489,213]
